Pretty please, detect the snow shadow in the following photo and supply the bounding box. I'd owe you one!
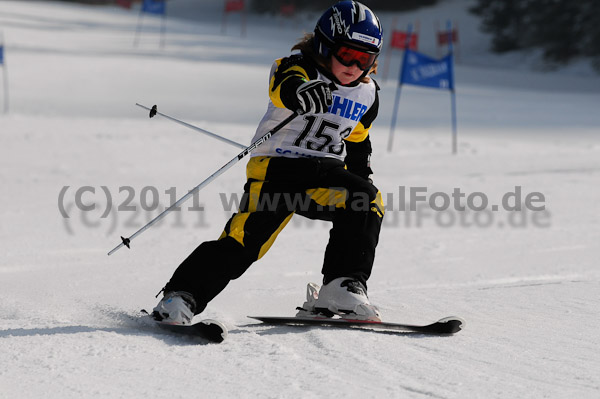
[0,323,216,346]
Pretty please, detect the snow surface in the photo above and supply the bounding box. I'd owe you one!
[1,1,599,398]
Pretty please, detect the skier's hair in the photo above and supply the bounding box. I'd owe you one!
[291,33,377,84]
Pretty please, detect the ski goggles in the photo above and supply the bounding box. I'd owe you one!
[333,45,378,71]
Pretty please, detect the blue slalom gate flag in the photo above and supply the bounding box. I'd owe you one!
[142,0,166,15]
[0,45,4,65]
[400,49,454,90]
[388,21,458,154]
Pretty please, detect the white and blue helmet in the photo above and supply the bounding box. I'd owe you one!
[314,1,383,62]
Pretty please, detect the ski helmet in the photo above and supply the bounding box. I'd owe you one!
[313,1,383,70]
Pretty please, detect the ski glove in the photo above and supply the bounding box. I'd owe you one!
[295,80,333,114]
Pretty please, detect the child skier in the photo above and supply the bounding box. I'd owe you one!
[153,1,385,324]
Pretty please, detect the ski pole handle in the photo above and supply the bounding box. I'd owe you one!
[136,103,246,149]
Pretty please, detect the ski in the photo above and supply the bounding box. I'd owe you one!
[248,315,464,335]
[154,319,228,343]
[141,310,228,343]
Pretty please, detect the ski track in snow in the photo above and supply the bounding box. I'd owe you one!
[1,0,600,398]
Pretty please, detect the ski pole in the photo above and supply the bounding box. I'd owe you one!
[136,103,246,149]
[107,111,299,256]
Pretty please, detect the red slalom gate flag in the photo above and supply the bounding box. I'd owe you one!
[225,0,244,13]
[390,30,418,50]
[437,29,458,45]
[115,0,132,9]
[280,4,295,17]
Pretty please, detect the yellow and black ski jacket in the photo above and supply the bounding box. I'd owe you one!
[250,52,379,180]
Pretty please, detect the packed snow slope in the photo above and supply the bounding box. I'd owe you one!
[1,1,599,398]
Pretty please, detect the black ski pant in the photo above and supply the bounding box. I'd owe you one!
[163,156,384,314]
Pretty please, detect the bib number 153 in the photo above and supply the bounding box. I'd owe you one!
[293,115,352,155]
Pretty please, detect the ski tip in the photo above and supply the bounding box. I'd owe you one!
[200,319,228,342]
[437,316,465,334]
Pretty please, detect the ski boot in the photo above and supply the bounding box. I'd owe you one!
[152,291,197,325]
[296,277,381,321]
